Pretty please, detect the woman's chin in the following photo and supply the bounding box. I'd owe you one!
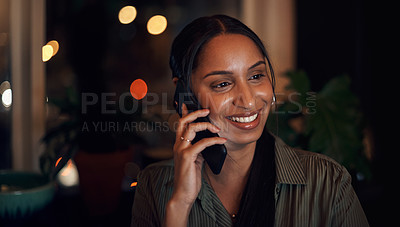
[220,126,265,150]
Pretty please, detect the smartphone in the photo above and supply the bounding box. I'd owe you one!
[173,79,227,174]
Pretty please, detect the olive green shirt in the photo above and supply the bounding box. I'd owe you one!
[131,137,369,226]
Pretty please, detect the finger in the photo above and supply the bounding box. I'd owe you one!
[176,109,210,137]
[188,137,227,156]
[176,122,221,150]
[188,121,220,133]
[181,122,220,142]
[181,103,189,117]
[180,108,209,125]
[175,137,226,162]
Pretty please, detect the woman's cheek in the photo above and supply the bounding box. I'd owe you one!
[207,96,232,129]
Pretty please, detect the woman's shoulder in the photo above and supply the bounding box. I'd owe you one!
[144,158,174,170]
[294,148,343,170]
[295,148,348,180]
[273,135,349,184]
[137,159,175,186]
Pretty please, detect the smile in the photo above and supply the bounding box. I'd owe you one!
[225,109,262,130]
[228,113,258,123]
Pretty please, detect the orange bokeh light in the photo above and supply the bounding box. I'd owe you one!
[55,157,62,167]
[61,160,73,176]
[130,182,138,187]
[130,79,148,100]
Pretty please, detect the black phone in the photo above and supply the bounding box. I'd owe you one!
[173,79,227,174]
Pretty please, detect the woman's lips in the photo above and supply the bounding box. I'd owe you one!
[225,110,261,130]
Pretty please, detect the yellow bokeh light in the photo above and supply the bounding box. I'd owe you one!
[147,15,167,35]
[119,6,137,24]
[47,40,59,56]
[42,45,53,62]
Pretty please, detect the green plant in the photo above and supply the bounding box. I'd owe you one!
[40,87,81,180]
[267,71,371,180]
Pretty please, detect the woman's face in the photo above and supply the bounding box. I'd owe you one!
[191,34,274,150]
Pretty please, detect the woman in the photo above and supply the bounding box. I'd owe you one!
[131,15,369,227]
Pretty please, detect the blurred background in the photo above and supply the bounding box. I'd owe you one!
[0,0,391,226]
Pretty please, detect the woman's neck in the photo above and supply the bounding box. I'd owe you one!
[203,141,256,217]
[206,141,256,184]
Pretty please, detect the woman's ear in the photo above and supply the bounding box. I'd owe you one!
[172,77,179,86]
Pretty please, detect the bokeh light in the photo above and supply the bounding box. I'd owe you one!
[1,88,12,108]
[1,81,12,108]
[57,159,79,187]
[147,15,167,35]
[119,6,137,24]
[42,44,53,62]
[130,79,148,100]
[47,40,59,56]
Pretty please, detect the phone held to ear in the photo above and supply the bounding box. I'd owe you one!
[173,79,227,175]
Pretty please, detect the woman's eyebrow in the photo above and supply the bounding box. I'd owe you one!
[248,60,266,70]
[203,70,233,79]
[203,60,266,79]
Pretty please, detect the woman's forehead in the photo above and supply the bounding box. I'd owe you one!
[195,34,265,71]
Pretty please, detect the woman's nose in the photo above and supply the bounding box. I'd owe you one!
[232,83,256,109]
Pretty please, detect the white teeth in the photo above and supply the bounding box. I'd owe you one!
[230,113,258,123]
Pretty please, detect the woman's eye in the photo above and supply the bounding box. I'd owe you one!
[212,82,231,89]
[249,74,265,80]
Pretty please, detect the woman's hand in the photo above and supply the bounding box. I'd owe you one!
[164,104,227,226]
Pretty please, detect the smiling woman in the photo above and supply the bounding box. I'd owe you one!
[131,15,369,227]
[190,34,274,145]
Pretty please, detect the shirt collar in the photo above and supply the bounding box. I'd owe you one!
[197,169,218,221]
[274,136,307,185]
[196,135,307,213]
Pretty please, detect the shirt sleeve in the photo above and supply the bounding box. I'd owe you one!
[331,167,369,227]
[131,170,160,227]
